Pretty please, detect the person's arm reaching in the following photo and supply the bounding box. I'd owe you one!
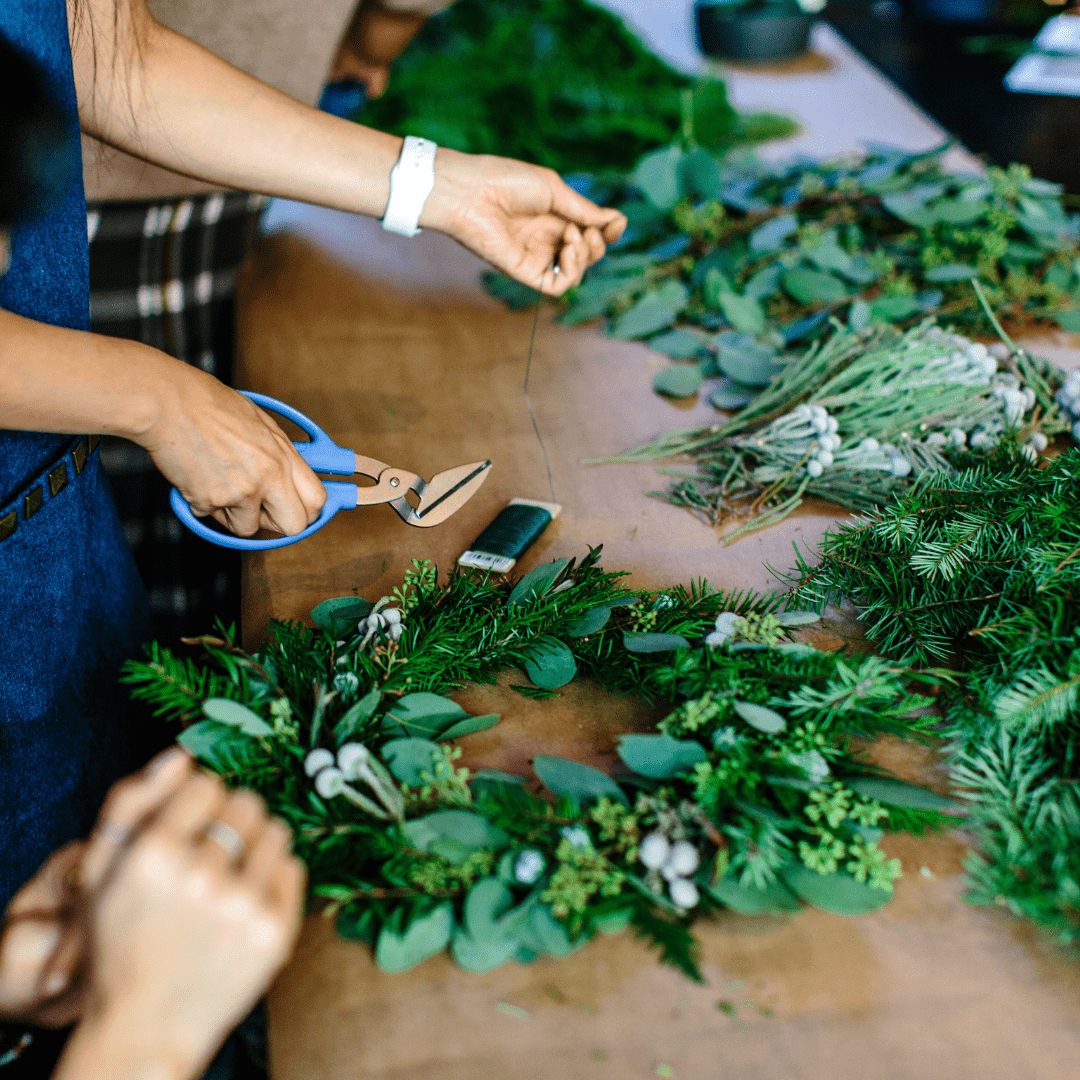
[330,0,445,99]
[0,306,326,537]
[69,0,625,296]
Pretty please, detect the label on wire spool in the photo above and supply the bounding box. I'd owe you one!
[457,498,562,574]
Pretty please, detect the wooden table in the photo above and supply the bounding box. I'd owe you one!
[241,21,1080,1080]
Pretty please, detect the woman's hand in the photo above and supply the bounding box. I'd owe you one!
[0,843,86,1027]
[0,748,190,1029]
[55,754,305,1080]
[420,149,627,296]
[136,360,327,538]
[0,313,325,540]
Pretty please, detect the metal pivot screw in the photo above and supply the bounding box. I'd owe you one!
[389,477,400,488]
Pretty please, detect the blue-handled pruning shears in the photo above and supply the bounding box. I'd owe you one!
[169,391,492,551]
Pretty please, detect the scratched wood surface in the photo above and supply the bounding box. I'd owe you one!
[235,27,1080,1080]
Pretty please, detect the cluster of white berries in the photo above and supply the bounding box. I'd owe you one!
[949,338,999,382]
[305,743,404,820]
[752,332,1058,481]
[704,611,742,648]
[359,604,404,649]
[1054,367,1080,443]
[989,375,1037,428]
[835,437,913,478]
[639,832,702,910]
[512,848,546,885]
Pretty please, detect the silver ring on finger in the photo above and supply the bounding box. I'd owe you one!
[205,820,247,864]
[99,821,129,848]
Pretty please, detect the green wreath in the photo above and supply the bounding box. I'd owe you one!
[124,548,954,981]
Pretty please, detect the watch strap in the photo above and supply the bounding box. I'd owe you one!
[382,136,437,238]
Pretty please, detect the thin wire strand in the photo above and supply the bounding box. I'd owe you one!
[524,298,557,503]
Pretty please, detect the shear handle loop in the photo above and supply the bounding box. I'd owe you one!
[243,391,357,476]
[168,482,358,551]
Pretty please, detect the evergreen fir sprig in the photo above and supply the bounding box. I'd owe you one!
[783,448,1080,949]
[123,551,946,981]
[784,448,1080,670]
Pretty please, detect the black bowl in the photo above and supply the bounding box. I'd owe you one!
[695,4,813,63]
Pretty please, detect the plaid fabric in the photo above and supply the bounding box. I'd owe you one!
[88,191,268,645]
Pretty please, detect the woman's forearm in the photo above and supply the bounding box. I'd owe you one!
[0,309,172,440]
[71,0,403,220]
[52,1008,199,1080]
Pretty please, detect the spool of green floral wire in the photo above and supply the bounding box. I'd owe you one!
[458,499,563,574]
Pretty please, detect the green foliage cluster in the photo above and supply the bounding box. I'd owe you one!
[123,550,948,981]
[359,0,795,174]
[601,319,1068,540]
[786,449,1080,948]
[485,144,1080,404]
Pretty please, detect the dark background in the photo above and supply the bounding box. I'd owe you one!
[825,1,1080,190]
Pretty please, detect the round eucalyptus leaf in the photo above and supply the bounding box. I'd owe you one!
[648,329,707,359]
[508,558,569,609]
[375,903,453,973]
[705,874,801,915]
[521,637,577,690]
[717,291,766,336]
[771,642,820,658]
[749,213,798,253]
[632,144,684,209]
[202,698,274,737]
[775,610,821,627]
[708,379,756,411]
[518,905,577,958]
[847,777,962,813]
[715,337,783,387]
[334,687,382,744]
[439,713,501,740]
[177,719,251,764]
[616,733,708,779]
[732,700,787,734]
[594,908,634,935]
[533,755,628,806]
[923,263,979,283]
[1054,310,1080,333]
[623,632,690,653]
[652,363,703,399]
[781,865,892,916]
[464,878,515,942]
[451,932,518,973]
[869,296,920,322]
[565,606,611,638]
[403,810,509,864]
[309,596,374,636]
[782,267,848,306]
[611,281,690,340]
[382,738,441,786]
[388,693,467,739]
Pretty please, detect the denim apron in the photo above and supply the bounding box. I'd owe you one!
[0,2,151,909]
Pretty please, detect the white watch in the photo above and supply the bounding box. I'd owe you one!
[382,136,437,238]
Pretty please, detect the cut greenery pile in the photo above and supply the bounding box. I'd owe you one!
[786,448,1080,949]
[601,315,1070,540]
[360,0,796,174]
[124,551,953,981]
[485,144,1080,405]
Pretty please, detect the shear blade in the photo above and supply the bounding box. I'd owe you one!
[408,459,492,527]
